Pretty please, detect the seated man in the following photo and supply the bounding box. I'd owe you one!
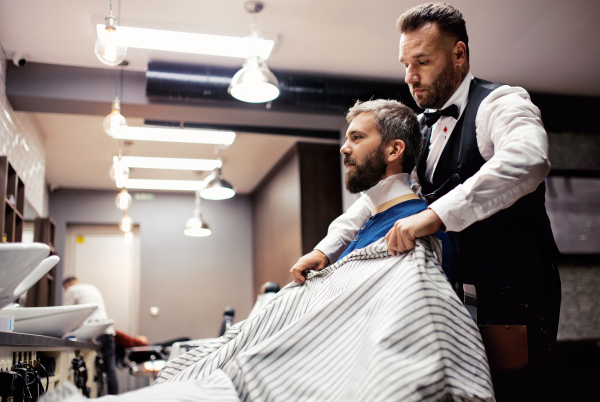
[291,99,456,284]
[41,100,492,402]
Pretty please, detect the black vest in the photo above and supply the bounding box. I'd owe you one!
[415,78,558,315]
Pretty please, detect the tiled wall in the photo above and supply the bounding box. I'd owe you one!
[557,263,600,341]
[0,45,47,217]
[546,173,600,341]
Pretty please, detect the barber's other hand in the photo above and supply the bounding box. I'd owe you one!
[385,209,444,256]
[290,250,329,284]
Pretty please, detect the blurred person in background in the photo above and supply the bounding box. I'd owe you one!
[63,276,119,395]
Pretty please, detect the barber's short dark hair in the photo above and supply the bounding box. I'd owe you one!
[396,2,469,60]
[62,276,78,288]
[346,99,422,173]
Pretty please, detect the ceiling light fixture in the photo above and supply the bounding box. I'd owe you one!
[184,192,212,237]
[95,25,274,60]
[104,96,127,137]
[200,167,236,200]
[117,179,206,191]
[95,0,127,66]
[115,188,133,210]
[120,156,222,171]
[114,127,236,145]
[228,1,280,103]
[119,211,133,233]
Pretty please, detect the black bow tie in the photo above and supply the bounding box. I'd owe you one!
[423,104,459,127]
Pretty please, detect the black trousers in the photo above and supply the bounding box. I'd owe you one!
[97,333,119,395]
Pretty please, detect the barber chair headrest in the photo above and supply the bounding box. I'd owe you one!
[264,282,280,294]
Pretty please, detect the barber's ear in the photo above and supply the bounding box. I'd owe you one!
[454,41,467,66]
[387,140,405,163]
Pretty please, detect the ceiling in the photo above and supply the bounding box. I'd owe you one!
[1,0,600,193]
[29,112,338,193]
[2,0,599,95]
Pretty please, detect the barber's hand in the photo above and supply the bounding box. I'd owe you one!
[385,209,444,256]
[290,250,329,284]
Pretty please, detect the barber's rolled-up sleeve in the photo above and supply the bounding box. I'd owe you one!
[429,86,551,232]
[315,194,372,263]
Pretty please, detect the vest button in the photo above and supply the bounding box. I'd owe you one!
[354,236,359,241]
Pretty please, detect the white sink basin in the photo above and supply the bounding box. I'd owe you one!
[0,243,59,309]
[0,304,99,338]
[63,319,115,341]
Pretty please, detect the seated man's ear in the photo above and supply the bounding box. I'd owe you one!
[387,139,405,164]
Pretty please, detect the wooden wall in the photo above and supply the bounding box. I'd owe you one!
[252,143,342,297]
[252,150,302,297]
[297,143,343,254]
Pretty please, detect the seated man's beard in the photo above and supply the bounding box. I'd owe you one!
[344,145,388,194]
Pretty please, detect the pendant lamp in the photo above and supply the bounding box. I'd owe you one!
[95,1,127,66]
[184,192,212,237]
[119,211,133,233]
[104,96,127,137]
[228,1,279,103]
[200,167,236,200]
[115,188,132,210]
[109,154,130,185]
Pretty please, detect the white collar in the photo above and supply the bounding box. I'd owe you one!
[363,173,414,211]
[426,72,474,118]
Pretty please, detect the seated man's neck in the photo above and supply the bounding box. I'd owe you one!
[364,173,419,215]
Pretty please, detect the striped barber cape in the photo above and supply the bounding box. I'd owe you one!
[42,236,494,402]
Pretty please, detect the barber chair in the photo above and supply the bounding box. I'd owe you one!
[120,337,191,385]
[218,307,235,337]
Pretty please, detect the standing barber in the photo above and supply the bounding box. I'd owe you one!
[290,3,560,400]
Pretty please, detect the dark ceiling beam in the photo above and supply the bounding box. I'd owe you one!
[6,62,599,136]
[4,62,346,136]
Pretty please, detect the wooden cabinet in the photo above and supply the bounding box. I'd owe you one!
[0,156,25,242]
[26,218,57,307]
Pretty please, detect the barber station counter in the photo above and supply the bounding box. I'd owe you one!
[0,331,99,395]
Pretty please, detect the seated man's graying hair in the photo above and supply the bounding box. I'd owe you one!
[346,99,422,173]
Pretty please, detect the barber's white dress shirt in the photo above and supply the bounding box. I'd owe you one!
[316,73,551,263]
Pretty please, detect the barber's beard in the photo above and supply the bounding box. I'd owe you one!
[413,58,459,110]
[344,145,388,194]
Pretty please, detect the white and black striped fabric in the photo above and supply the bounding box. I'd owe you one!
[40,371,239,402]
[157,236,494,402]
[42,236,494,402]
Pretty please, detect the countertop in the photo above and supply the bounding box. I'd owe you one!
[0,331,100,350]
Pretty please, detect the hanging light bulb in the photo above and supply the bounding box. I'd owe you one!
[95,6,127,66]
[200,167,236,200]
[228,1,279,103]
[119,211,133,233]
[184,192,212,237]
[109,155,130,185]
[104,96,127,137]
[115,188,133,210]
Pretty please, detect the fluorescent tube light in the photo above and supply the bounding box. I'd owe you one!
[96,25,275,59]
[118,179,206,191]
[120,156,222,171]
[114,127,236,145]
